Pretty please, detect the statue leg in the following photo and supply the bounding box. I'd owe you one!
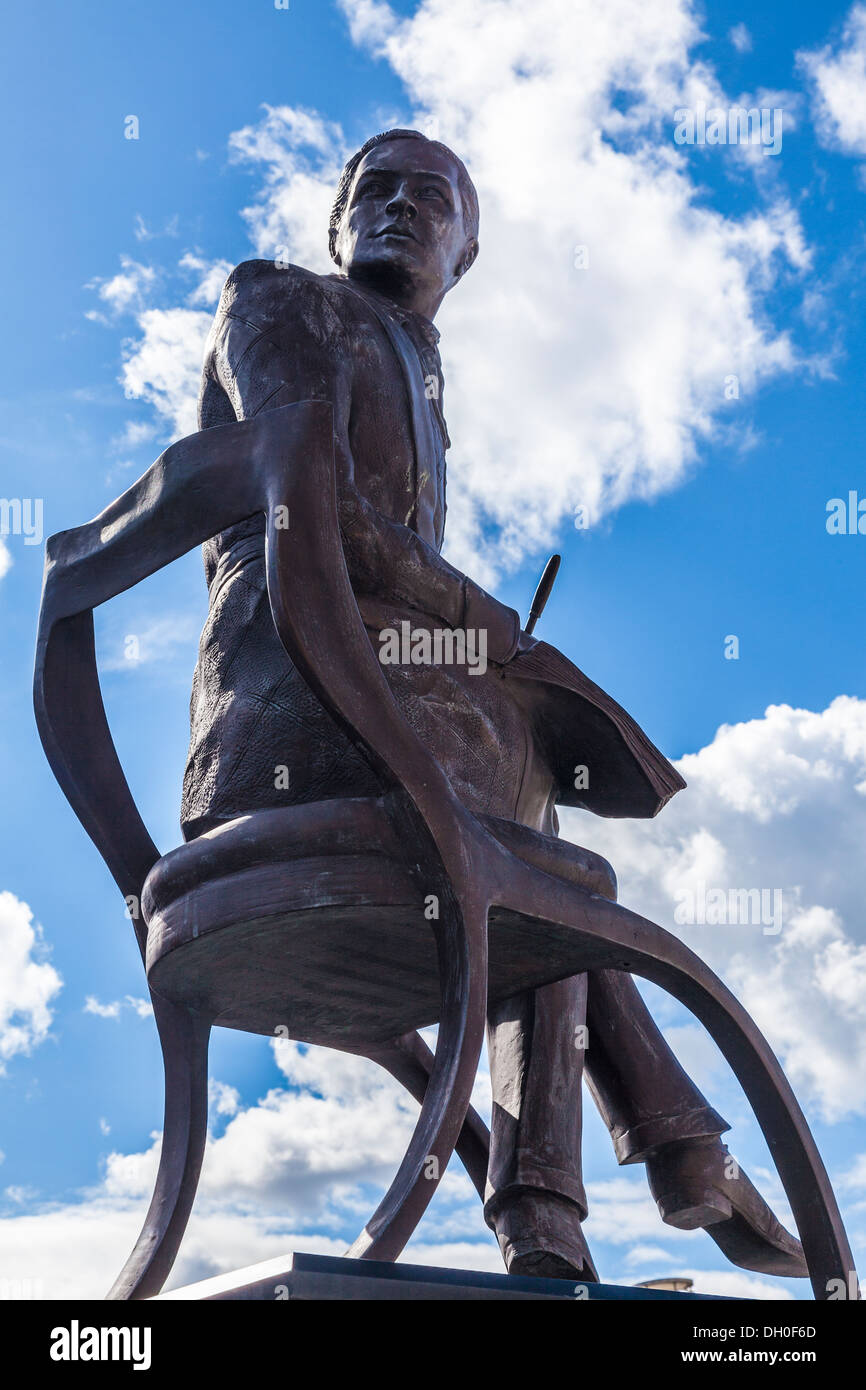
[106,993,212,1300]
[584,968,728,1165]
[484,973,598,1280]
[584,969,807,1276]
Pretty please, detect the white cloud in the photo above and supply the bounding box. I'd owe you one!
[686,1267,792,1299]
[110,420,158,452]
[0,1041,497,1297]
[729,23,752,54]
[561,695,866,1123]
[86,256,157,319]
[0,540,11,582]
[839,1152,866,1190]
[83,997,121,1020]
[15,685,858,1299]
[115,252,235,436]
[624,1242,682,1267]
[0,892,62,1069]
[120,307,211,440]
[228,105,344,269]
[0,1189,356,1300]
[87,253,233,440]
[4,1186,37,1205]
[0,1020,845,1297]
[208,1080,240,1118]
[98,613,202,671]
[84,994,153,1020]
[126,996,154,1018]
[799,5,866,155]
[226,0,810,581]
[133,213,180,243]
[82,2,816,576]
[179,253,234,308]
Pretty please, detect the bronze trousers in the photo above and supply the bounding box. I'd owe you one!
[484,969,728,1224]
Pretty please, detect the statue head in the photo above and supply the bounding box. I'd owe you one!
[329,129,480,321]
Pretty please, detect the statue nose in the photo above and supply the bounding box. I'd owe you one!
[385,193,416,219]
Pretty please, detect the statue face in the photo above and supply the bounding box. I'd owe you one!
[333,137,477,316]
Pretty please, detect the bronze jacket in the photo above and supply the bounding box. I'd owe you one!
[180,262,683,840]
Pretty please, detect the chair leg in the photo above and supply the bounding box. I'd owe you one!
[106,993,211,1300]
[337,1030,491,1201]
[498,858,858,1300]
[346,891,489,1262]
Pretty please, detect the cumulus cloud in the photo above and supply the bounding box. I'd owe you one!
[800,5,866,157]
[87,254,231,440]
[20,697,856,1298]
[81,0,815,580]
[208,1080,240,1118]
[840,1152,866,1190]
[0,892,62,1069]
[109,252,233,438]
[0,1034,805,1297]
[561,695,866,1123]
[86,256,157,321]
[98,613,203,671]
[0,1042,496,1297]
[119,306,212,440]
[84,995,153,1020]
[83,997,121,1020]
[221,0,811,581]
[0,1191,350,1300]
[13,663,859,1299]
[110,420,158,452]
[228,107,344,269]
[179,253,234,308]
[687,1268,792,1299]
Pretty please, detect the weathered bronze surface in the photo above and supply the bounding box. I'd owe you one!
[35,130,856,1300]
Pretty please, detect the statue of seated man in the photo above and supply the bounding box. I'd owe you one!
[182,127,806,1281]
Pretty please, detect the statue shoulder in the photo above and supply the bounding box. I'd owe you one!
[217,259,348,333]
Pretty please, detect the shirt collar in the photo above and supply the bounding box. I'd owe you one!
[332,275,441,347]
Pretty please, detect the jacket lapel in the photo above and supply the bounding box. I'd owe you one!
[337,280,446,539]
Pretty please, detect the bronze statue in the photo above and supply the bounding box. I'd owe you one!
[181,129,804,1280]
[34,128,856,1301]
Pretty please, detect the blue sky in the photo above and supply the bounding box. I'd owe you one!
[2,0,866,1298]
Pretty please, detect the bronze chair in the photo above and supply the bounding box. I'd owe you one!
[34,400,856,1300]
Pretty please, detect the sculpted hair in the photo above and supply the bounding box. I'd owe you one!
[328,128,480,259]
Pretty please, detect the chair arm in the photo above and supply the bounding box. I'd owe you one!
[34,401,481,953]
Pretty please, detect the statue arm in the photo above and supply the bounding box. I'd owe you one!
[337,486,521,664]
[37,414,271,624]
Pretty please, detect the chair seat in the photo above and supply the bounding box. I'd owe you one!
[143,797,617,1047]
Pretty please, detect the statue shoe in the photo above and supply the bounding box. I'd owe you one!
[645,1135,808,1277]
[491,1189,599,1282]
